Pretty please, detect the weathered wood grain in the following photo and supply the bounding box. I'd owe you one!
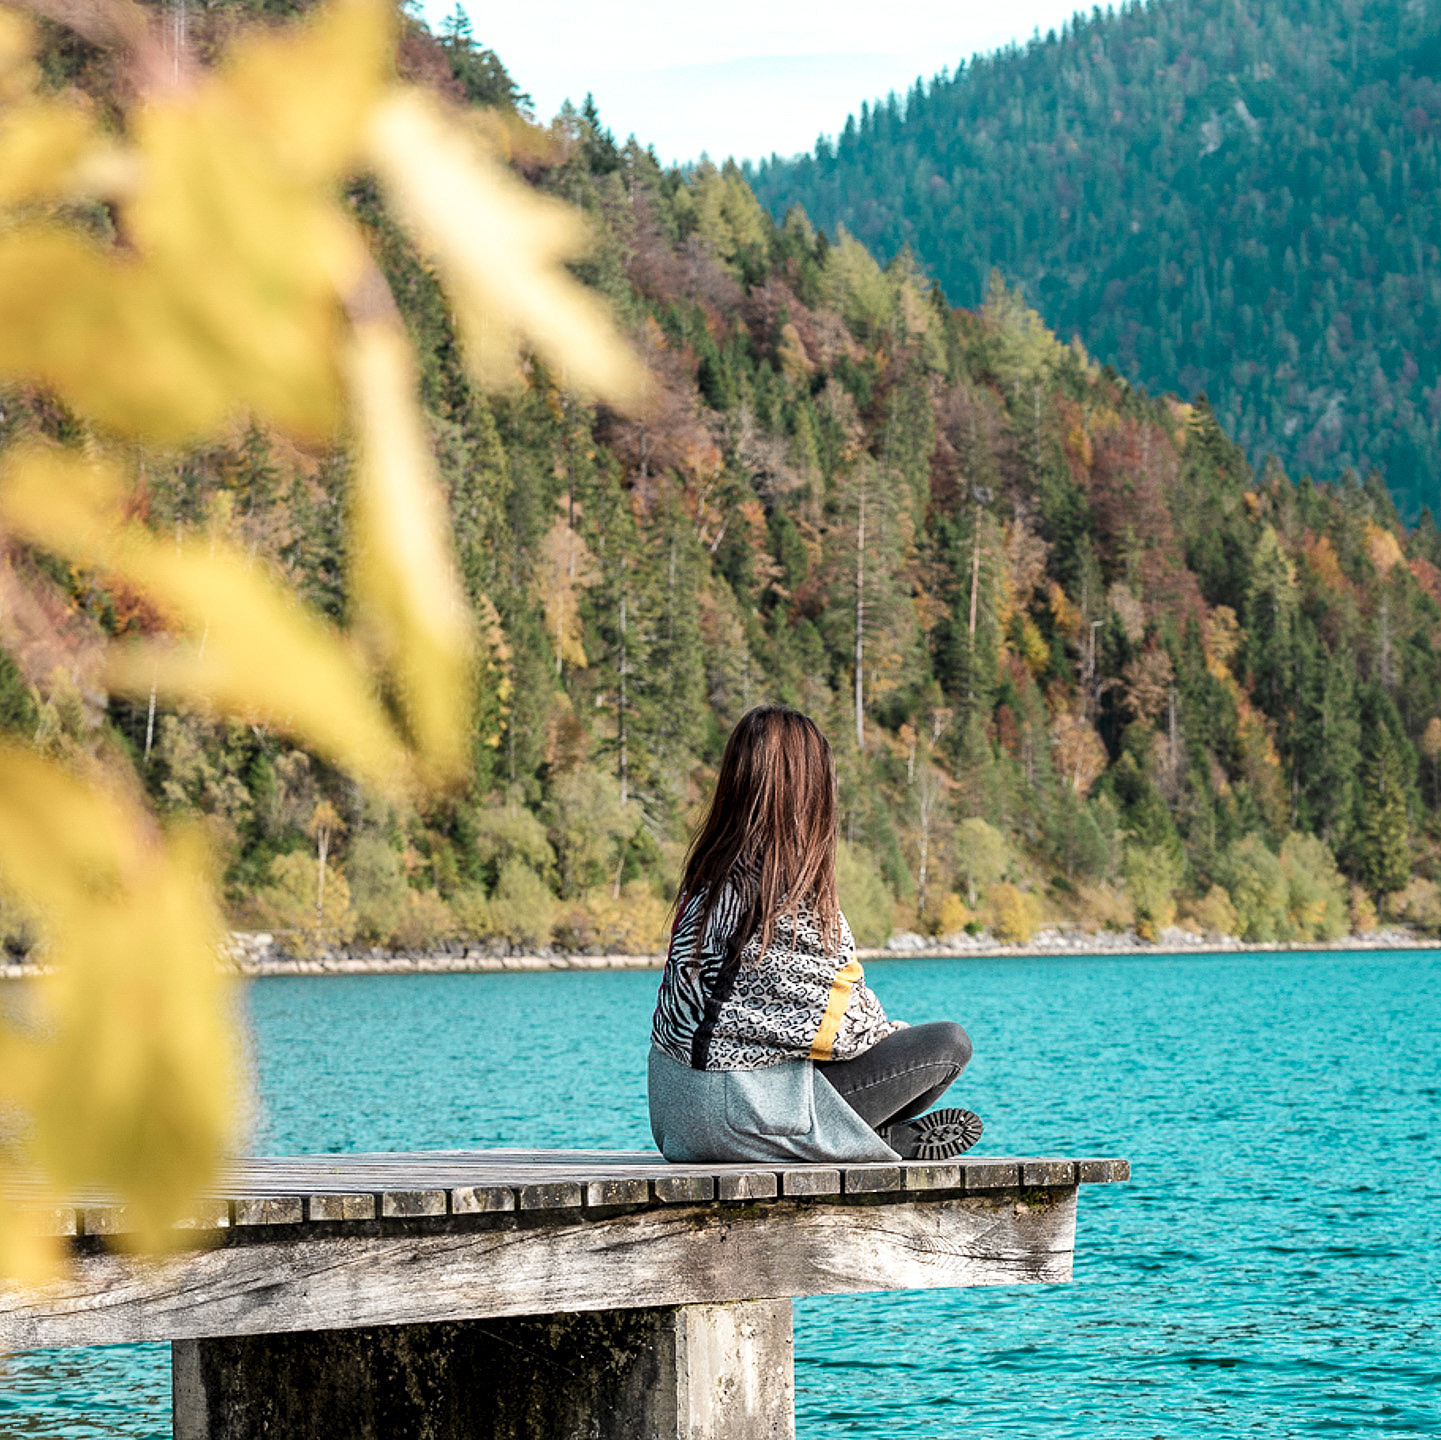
[234,1198,302,1227]
[717,1172,777,1202]
[0,1191,1078,1350]
[12,1150,1128,1236]
[519,1182,583,1211]
[308,1195,375,1223]
[1077,1157,1130,1183]
[955,1159,1021,1190]
[1022,1160,1077,1187]
[449,1187,514,1215]
[584,1178,649,1208]
[82,1206,134,1237]
[904,1164,962,1192]
[176,1202,233,1231]
[381,1190,446,1219]
[781,1169,840,1197]
[843,1166,903,1194]
[654,1175,713,1204]
[173,1300,796,1440]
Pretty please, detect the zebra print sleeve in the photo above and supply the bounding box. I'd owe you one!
[650,882,749,1064]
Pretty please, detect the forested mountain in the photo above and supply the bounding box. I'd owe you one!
[749,0,1441,521]
[4,0,1441,959]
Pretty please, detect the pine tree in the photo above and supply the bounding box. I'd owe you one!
[1353,705,1412,903]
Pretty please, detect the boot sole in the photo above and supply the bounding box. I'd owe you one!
[907,1108,983,1161]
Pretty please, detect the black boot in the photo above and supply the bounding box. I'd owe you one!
[882,1108,983,1161]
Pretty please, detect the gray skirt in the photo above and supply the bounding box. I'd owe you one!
[647,1044,898,1164]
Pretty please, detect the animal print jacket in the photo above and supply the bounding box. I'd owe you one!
[650,872,904,1071]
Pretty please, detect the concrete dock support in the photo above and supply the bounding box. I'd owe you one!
[172,1298,795,1440]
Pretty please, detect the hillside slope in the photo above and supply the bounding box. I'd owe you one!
[749,0,1441,519]
[4,1,1441,959]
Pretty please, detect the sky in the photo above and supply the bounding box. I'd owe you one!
[424,1,1106,166]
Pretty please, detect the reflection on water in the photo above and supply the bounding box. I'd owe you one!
[3,950,1438,1438]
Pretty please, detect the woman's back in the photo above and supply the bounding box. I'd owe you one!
[652,872,893,1072]
[647,705,981,1166]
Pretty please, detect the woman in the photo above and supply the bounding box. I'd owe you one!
[649,704,982,1164]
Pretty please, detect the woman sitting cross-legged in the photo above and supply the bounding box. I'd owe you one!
[649,704,982,1165]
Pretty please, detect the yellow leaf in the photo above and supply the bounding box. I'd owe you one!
[346,317,474,778]
[0,230,233,438]
[0,445,411,791]
[0,98,97,206]
[0,6,37,103]
[0,746,240,1249]
[127,90,357,439]
[108,548,412,793]
[224,0,395,183]
[367,89,646,405]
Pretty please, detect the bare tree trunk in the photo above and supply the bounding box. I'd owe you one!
[967,501,981,638]
[854,485,866,752]
[916,766,937,923]
[556,473,575,678]
[1086,620,1102,720]
[315,827,329,929]
[1168,682,1178,764]
[666,533,676,646]
[1379,593,1394,691]
[144,668,157,761]
[617,590,628,806]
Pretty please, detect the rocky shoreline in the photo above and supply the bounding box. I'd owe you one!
[12,927,1433,981]
[1,925,1429,981]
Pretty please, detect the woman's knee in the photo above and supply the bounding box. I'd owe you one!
[931,1020,972,1071]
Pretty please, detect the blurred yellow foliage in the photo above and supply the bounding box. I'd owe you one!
[0,0,640,1281]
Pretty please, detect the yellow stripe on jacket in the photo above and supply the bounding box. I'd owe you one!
[808,958,863,1061]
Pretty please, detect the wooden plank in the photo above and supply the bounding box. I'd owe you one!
[518,1182,583,1211]
[234,1197,303,1227]
[584,1178,650,1208]
[15,1153,1127,1233]
[308,1195,376,1223]
[955,1159,1021,1191]
[782,1168,840,1197]
[716,1172,777,1202]
[904,1164,963,1192]
[449,1187,514,1215]
[2,1191,1079,1349]
[843,1166,903,1194]
[198,1149,1127,1197]
[81,1202,229,1236]
[206,1150,1131,1186]
[381,1190,447,1219]
[174,1201,232,1232]
[1077,1158,1130,1184]
[653,1175,713,1204]
[1021,1160,1077,1187]
[81,1206,132,1237]
[35,1207,80,1238]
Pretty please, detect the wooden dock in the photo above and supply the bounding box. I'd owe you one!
[2,1147,1129,1439]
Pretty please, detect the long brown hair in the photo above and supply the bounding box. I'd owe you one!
[676,705,841,958]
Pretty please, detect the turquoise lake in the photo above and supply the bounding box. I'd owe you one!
[3,949,1439,1437]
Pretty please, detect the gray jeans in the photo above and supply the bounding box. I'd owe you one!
[815,1021,972,1131]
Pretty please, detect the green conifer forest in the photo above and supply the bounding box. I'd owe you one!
[750,0,1441,520]
[4,0,1441,958]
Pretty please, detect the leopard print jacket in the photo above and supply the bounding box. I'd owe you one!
[650,872,904,1071]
